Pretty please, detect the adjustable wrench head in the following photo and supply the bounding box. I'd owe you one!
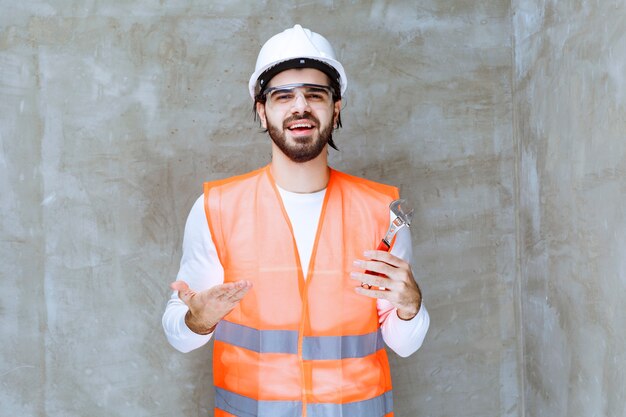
[390,199,414,226]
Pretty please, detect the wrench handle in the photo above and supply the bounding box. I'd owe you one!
[376,240,391,252]
[362,239,391,287]
[365,239,390,275]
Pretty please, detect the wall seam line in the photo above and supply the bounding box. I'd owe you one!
[510,2,527,417]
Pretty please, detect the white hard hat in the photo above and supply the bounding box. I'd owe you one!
[249,24,348,99]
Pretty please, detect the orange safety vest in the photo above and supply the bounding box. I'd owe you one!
[203,165,399,417]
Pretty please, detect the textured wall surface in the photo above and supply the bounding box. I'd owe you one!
[513,1,626,416]
[1,1,518,416]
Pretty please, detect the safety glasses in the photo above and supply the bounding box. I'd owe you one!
[263,83,336,108]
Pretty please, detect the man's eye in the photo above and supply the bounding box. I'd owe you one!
[273,92,295,101]
[306,93,327,101]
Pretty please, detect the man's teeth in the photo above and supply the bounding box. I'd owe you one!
[290,123,313,129]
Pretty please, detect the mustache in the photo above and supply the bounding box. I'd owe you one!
[282,112,320,128]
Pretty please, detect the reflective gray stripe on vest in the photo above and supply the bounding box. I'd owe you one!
[302,330,384,360]
[216,321,384,360]
[215,387,393,417]
[215,387,301,417]
[307,391,393,417]
[215,320,299,354]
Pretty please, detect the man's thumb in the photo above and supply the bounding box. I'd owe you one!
[170,280,193,303]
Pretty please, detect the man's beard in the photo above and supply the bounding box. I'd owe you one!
[267,112,334,163]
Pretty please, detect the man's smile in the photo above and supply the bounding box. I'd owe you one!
[285,117,318,136]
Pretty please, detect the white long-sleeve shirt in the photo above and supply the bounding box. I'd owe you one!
[162,186,429,357]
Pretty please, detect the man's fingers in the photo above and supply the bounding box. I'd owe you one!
[352,251,421,315]
[353,259,395,277]
[354,286,390,300]
[225,281,253,302]
[216,282,243,300]
[363,250,407,268]
[215,281,253,301]
[171,280,252,313]
[351,271,392,289]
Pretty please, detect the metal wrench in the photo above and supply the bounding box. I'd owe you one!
[361,199,414,289]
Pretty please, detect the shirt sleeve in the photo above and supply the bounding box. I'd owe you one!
[377,213,430,357]
[161,195,224,353]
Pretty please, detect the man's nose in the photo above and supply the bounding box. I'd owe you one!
[291,91,310,114]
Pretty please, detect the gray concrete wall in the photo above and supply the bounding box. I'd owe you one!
[513,1,626,416]
[1,1,517,416]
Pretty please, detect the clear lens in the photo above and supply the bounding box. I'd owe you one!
[264,83,334,107]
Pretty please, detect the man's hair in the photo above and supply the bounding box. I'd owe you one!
[252,65,343,151]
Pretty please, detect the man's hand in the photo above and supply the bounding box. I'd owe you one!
[170,280,253,335]
[351,250,422,320]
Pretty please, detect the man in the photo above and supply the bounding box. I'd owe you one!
[162,25,429,417]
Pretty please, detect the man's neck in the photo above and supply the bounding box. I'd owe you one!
[270,146,330,193]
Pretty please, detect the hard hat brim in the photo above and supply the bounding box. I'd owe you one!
[249,56,347,99]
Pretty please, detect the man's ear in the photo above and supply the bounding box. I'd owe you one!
[256,102,267,129]
[333,99,342,127]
